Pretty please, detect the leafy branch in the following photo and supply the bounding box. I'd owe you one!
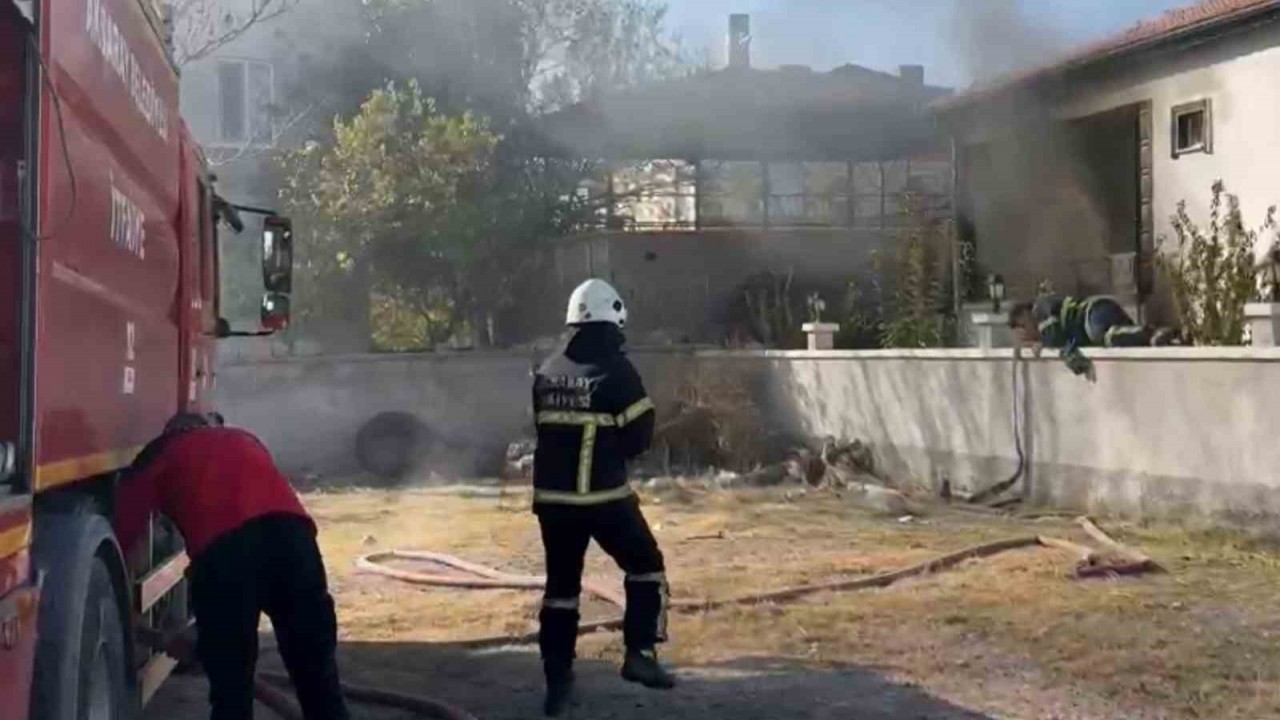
[1159,181,1274,346]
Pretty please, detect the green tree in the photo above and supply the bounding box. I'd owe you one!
[278,82,502,351]
[266,0,688,349]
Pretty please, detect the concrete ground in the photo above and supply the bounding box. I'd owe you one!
[147,652,997,720]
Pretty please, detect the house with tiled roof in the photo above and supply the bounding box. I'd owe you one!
[936,0,1280,324]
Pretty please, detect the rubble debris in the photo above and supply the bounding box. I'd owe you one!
[741,463,792,487]
[1036,522,1164,580]
[1038,536,1098,565]
[844,482,910,517]
[1076,516,1165,576]
[500,439,536,482]
[822,436,876,476]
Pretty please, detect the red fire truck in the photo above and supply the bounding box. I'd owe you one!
[1,0,292,716]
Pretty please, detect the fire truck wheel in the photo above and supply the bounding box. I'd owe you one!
[32,513,137,720]
[77,560,132,720]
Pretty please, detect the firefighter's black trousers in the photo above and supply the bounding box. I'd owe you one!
[536,496,668,675]
[189,513,350,720]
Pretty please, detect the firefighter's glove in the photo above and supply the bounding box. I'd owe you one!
[1064,352,1094,379]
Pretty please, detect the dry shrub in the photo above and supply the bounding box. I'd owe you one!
[655,361,767,472]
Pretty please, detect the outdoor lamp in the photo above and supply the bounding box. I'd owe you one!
[988,274,1006,313]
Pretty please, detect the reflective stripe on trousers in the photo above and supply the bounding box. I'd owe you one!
[626,572,669,644]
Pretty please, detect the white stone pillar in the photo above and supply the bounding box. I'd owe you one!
[802,322,840,351]
[1245,303,1280,347]
[970,311,1011,349]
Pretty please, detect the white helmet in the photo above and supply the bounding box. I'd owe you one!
[565,278,627,328]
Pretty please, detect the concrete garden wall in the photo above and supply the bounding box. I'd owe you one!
[215,346,1280,521]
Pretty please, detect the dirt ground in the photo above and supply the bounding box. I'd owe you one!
[146,484,1280,719]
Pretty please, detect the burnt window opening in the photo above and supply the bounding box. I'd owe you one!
[1172,100,1211,158]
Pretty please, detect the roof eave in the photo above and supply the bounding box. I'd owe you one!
[933,2,1280,116]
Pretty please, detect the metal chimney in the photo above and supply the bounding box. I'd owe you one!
[729,14,751,69]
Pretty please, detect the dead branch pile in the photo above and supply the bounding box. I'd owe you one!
[653,361,770,473]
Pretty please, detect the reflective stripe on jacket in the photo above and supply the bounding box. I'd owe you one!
[532,324,656,506]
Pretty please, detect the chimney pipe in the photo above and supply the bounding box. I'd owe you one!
[729,14,751,69]
[899,64,925,85]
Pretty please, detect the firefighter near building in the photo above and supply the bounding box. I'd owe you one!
[532,279,676,717]
[1007,295,1179,377]
[0,0,295,717]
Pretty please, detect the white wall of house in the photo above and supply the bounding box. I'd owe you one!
[952,18,1280,301]
[1054,20,1280,264]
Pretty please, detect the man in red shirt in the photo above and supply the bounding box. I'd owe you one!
[115,413,350,720]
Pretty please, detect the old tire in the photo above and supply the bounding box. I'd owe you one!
[355,411,431,481]
[32,513,137,720]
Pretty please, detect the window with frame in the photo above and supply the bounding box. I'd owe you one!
[1171,99,1211,158]
[216,59,275,147]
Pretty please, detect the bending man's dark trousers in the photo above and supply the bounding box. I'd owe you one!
[189,513,350,720]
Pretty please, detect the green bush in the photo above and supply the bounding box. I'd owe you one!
[1160,181,1274,346]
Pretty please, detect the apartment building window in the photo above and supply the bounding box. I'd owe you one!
[216,59,275,146]
[1171,99,1211,158]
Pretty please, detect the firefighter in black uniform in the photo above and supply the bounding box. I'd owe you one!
[1008,294,1178,377]
[532,278,675,716]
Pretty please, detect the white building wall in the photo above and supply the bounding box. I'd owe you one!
[216,347,1280,522]
[178,0,365,205]
[1053,21,1280,262]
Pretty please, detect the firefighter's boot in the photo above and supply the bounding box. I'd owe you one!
[543,665,576,717]
[539,599,580,716]
[621,648,677,689]
[619,571,674,689]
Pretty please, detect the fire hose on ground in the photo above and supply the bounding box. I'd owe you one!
[136,518,1154,719]
[355,520,1156,652]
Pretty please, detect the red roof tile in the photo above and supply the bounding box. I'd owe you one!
[937,0,1280,110]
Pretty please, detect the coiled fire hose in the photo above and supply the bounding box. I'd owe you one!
[135,626,480,720]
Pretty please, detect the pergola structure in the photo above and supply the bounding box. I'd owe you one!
[535,63,955,232]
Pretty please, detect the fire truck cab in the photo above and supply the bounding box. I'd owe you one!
[0,0,292,716]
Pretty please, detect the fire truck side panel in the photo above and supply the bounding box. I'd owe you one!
[0,10,38,719]
[1,4,26,453]
[0,499,37,720]
[34,0,185,490]
[179,132,216,415]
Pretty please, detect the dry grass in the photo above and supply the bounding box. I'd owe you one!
[304,486,1280,720]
